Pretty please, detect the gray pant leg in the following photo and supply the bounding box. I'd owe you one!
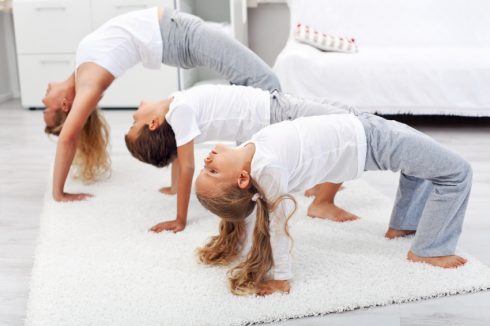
[307,96,360,114]
[270,92,353,123]
[389,174,432,230]
[360,113,472,257]
[191,24,281,91]
[160,9,280,91]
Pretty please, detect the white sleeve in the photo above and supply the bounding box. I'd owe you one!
[259,167,294,280]
[165,104,201,146]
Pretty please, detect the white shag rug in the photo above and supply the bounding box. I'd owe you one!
[26,149,490,326]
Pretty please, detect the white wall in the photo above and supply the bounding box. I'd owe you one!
[0,13,11,101]
[0,11,20,103]
[247,2,290,67]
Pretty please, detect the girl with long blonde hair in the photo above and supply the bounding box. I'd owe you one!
[196,173,296,295]
[195,113,472,295]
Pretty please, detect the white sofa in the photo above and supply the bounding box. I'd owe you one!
[274,0,490,116]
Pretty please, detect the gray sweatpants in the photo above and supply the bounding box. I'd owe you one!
[269,91,358,123]
[159,8,281,92]
[358,113,472,257]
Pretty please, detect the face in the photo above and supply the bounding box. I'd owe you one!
[195,144,247,196]
[42,82,74,128]
[126,100,166,141]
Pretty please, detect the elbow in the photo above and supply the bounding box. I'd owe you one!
[183,165,195,174]
[58,131,78,147]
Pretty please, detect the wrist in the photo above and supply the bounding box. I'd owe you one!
[53,192,63,201]
[176,216,187,225]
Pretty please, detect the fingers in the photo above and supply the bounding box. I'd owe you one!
[256,287,273,296]
[150,223,171,233]
[78,193,93,200]
[158,186,177,195]
[149,222,185,233]
[59,193,94,202]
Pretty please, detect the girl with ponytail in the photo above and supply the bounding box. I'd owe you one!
[195,142,297,296]
[195,113,472,295]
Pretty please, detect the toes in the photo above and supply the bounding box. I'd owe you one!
[343,216,358,222]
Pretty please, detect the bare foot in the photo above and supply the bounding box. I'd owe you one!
[305,184,345,197]
[304,185,319,197]
[407,250,467,268]
[159,186,177,195]
[307,201,359,222]
[385,228,416,239]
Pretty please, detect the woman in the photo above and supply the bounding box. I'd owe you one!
[42,6,280,202]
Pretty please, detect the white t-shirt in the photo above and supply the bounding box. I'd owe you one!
[76,7,162,78]
[165,84,271,146]
[242,114,367,280]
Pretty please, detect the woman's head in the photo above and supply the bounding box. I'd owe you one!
[43,81,75,134]
[42,81,110,183]
[125,99,177,167]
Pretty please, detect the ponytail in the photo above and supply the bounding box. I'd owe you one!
[196,178,297,295]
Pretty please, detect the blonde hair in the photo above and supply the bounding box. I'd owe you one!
[196,178,297,295]
[44,109,111,183]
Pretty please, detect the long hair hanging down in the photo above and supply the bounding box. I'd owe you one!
[45,109,111,183]
[196,178,297,295]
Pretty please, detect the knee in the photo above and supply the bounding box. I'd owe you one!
[256,73,281,92]
[456,159,473,189]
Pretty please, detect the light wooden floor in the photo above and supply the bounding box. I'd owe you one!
[1,99,489,326]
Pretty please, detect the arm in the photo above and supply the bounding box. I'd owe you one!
[52,63,114,201]
[150,141,195,233]
[253,198,293,296]
[256,169,294,295]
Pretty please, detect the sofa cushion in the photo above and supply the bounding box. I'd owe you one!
[288,0,490,48]
[274,41,490,116]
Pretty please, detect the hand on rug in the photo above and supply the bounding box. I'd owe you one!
[158,186,177,195]
[150,219,186,233]
[53,192,93,202]
[256,280,290,296]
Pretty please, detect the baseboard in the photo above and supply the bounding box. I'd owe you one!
[0,92,13,103]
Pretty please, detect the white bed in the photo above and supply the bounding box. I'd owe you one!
[274,0,490,116]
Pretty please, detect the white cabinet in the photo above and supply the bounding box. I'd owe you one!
[13,0,92,54]
[91,0,169,29]
[17,54,75,106]
[13,0,248,108]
